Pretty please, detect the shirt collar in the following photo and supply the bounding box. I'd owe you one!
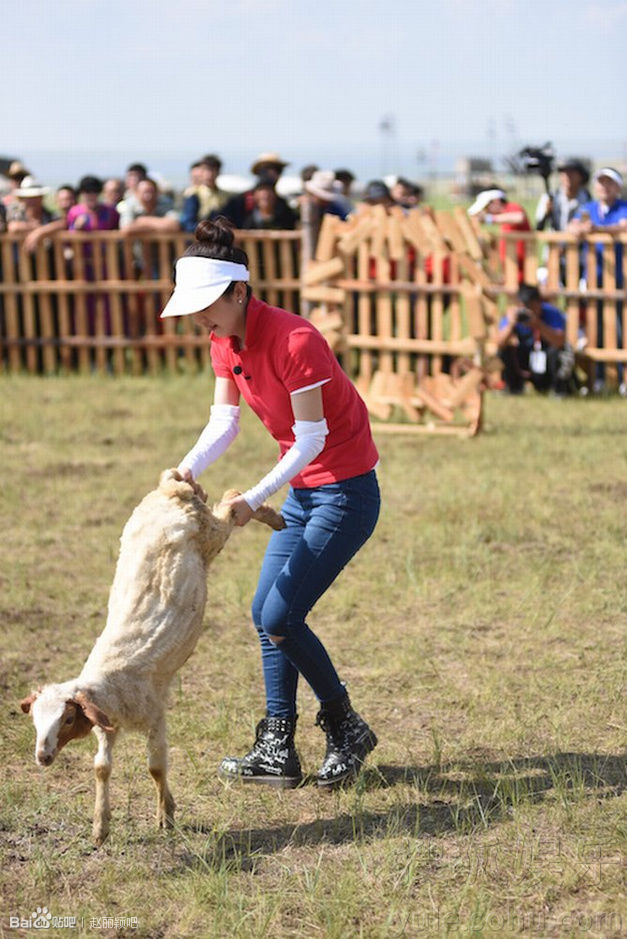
[241,295,265,350]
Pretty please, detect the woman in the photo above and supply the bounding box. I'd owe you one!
[67,176,119,232]
[161,218,380,789]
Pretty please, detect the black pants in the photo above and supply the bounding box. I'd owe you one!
[500,344,564,394]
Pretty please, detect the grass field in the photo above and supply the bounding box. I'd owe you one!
[1,375,625,938]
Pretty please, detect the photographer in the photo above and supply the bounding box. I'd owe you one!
[497,283,574,395]
[536,158,591,232]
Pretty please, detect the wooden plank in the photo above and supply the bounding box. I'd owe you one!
[159,239,175,371]
[395,253,411,375]
[1,238,21,371]
[602,239,618,386]
[53,236,73,371]
[34,241,56,373]
[430,253,445,375]
[337,215,376,255]
[91,235,107,374]
[370,206,388,260]
[461,284,487,339]
[105,239,126,374]
[346,334,476,355]
[434,210,467,254]
[387,215,405,261]
[546,242,561,292]
[264,237,279,307]
[315,214,340,262]
[416,211,448,253]
[414,239,429,382]
[355,239,374,395]
[372,422,476,437]
[452,206,484,260]
[302,256,345,286]
[301,285,346,304]
[375,240,393,377]
[17,244,38,373]
[447,252,462,343]
[564,242,581,348]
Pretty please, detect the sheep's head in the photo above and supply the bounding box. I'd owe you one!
[21,687,113,766]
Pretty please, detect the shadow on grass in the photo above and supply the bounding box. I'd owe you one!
[179,752,625,871]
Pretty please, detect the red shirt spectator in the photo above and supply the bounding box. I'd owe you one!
[468,188,530,282]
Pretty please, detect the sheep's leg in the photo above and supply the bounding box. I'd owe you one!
[92,725,117,845]
[147,717,175,830]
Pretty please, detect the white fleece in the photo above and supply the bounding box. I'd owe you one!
[177,404,240,479]
[242,419,329,510]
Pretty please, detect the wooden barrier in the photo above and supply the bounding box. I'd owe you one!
[0,229,300,375]
[1,219,624,417]
[305,207,492,436]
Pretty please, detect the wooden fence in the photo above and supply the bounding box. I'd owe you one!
[0,230,300,375]
[1,216,625,434]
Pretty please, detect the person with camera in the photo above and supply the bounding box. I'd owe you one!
[535,158,591,232]
[497,283,574,395]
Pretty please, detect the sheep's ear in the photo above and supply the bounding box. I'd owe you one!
[20,690,40,714]
[73,692,114,733]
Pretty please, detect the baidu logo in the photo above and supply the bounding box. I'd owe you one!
[8,906,79,929]
[30,907,52,929]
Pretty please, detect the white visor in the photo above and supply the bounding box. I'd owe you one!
[161,258,250,318]
[468,189,506,216]
[595,167,623,188]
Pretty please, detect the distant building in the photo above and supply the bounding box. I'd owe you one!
[454,157,496,199]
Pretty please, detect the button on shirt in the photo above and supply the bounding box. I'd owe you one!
[209,297,379,488]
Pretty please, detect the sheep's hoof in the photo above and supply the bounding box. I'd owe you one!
[92,826,110,846]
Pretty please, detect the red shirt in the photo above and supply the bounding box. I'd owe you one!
[497,202,530,282]
[210,296,379,487]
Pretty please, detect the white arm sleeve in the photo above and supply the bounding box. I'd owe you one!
[177,404,240,479]
[242,419,329,511]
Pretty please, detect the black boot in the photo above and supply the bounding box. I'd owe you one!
[315,694,377,788]
[218,716,302,789]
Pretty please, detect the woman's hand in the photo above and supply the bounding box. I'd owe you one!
[223,494,254,527]
[177,467,207,502]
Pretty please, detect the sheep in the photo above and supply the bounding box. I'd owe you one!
[20,468,284,844]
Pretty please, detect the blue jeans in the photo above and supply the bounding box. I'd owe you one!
[251,470,381,718]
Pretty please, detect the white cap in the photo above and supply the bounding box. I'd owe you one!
[467,188,506,216]
[14,175,50,198]
[160,257,249,318]
[595,167,623,188]
[305,170,337,201]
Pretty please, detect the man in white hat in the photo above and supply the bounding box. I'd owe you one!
[468,187,531,282]
[569,167,627,393]
[6,176,54,233]
[304,170,351,220]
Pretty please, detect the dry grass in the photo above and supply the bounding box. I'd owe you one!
[1,374,625,938]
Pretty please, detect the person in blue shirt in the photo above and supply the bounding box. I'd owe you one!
[569,167,627,392]
[497,283,574,395]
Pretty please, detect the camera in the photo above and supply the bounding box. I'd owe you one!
[516,308,532,324]
[518,144,555,182]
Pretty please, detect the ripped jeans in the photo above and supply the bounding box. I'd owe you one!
[251,470,381,718]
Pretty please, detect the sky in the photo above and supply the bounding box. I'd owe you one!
[2,0,626,185]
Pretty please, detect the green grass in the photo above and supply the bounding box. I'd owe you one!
[1,375,625,938]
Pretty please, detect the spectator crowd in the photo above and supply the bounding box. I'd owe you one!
[1,147,625,396]
[0,151,427,247]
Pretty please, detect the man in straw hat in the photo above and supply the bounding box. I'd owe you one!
[221,152,293,229]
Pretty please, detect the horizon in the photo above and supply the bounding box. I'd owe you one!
[2,0,625,190]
